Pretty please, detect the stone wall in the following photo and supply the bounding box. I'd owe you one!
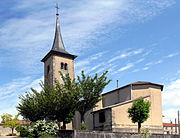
[58,130,180,138]
[0,124,18,136]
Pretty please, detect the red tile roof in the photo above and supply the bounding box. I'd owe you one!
[0,120,30,125]
[163,123,180,127]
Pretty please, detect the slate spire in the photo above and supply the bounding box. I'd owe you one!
[51,3,68,54]
[41,3,77,62]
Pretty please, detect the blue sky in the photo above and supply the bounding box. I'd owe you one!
[0,0,179,123]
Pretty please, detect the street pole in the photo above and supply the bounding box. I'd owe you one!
[178,110,180,135]
[175,118,177,134]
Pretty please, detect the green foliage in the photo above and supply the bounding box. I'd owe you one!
[1,113,12,123]
[17,86,46,122]
[1,113,21,135]
[128,97,151,133]
[141,128,151,138]
[17,70,111,129]
[16,120,58,137]
[16,124,32,137]
[17,72,81,129]
[77,71,111,123]
[46,72,81,129]
[81,123,88,130]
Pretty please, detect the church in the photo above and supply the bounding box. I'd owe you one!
[41,7,164,134]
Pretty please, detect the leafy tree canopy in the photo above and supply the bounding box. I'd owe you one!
[17,72,81,129]
[17,70,111,129]
[128,97,151,133]
[1,113,21,135]
[77,71,111,123]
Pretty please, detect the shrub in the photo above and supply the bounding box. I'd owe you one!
[16,124,34,137]
[30,120,58,136]
[16,120,58,137]
[81,123,88,130]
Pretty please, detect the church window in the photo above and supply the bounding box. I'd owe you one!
[99,111,105,123]
[47,65,50,74]
[64,63,68,70]
[61,62,64,69]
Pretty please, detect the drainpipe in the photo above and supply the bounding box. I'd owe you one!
[178,110,180,135]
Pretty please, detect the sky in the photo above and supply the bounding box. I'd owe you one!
[0,0,179,123]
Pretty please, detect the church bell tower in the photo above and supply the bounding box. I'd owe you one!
[41,5,77,86]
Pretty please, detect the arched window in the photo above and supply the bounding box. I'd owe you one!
[64,63,68,70]
[47,65,50,74]
[61,62,64,69]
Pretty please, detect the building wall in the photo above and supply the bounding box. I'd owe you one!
[93,108,112,131]
[44,55,75,86]
[53,55,75,84]
[102,86,131,107]
[111,96,156,133]
[0,124,18,136]
[44,55,75,130]
[132,85,163,126]
[94,99,103,111]
[94,95,163,134]
[44,55,53,86]
[164,126,179,134]
[84,109,94,130]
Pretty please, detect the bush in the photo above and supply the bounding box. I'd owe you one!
[81,123,88,130]
[141,128,151,138]
[16,120,58,137]
[16,125,35,137]
[30,120,58,136]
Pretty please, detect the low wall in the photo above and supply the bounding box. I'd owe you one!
[58,130,180,138]
[0,124,18,136]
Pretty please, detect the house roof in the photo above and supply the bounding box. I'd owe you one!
[163,123,180,127]
[92,95,150,113]
[41,10,77,62]
[102,81,163,96]
[0,120,30,125]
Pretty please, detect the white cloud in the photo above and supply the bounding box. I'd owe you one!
[155,60,163,64]
[0,0,176,74]
[118,63,134,72]
[132,69,140,72]
[165,53,179,58]
[0,76,43,116]
[108,49,143,63]
[162,79,180,107]
[142,67,149,71]
[146,62,153,66]
[163,108,179,123]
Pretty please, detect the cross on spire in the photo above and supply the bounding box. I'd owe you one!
[56,3,59,15]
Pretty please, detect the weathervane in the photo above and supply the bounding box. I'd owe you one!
[56,3,59,15]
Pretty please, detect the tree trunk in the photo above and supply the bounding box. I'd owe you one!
[138,122,141,133]
[12,127,14,135]
[80,112,85,129]
[57,122,61,130]
[62,121,66,130]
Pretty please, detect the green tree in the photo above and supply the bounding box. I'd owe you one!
[1,113,21,135]
[128,97,151,133]
[44,72,80,129]
[1,113,12,123]
[17,87,45,122]
[76,71,111,124]
[17,72,80,130]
